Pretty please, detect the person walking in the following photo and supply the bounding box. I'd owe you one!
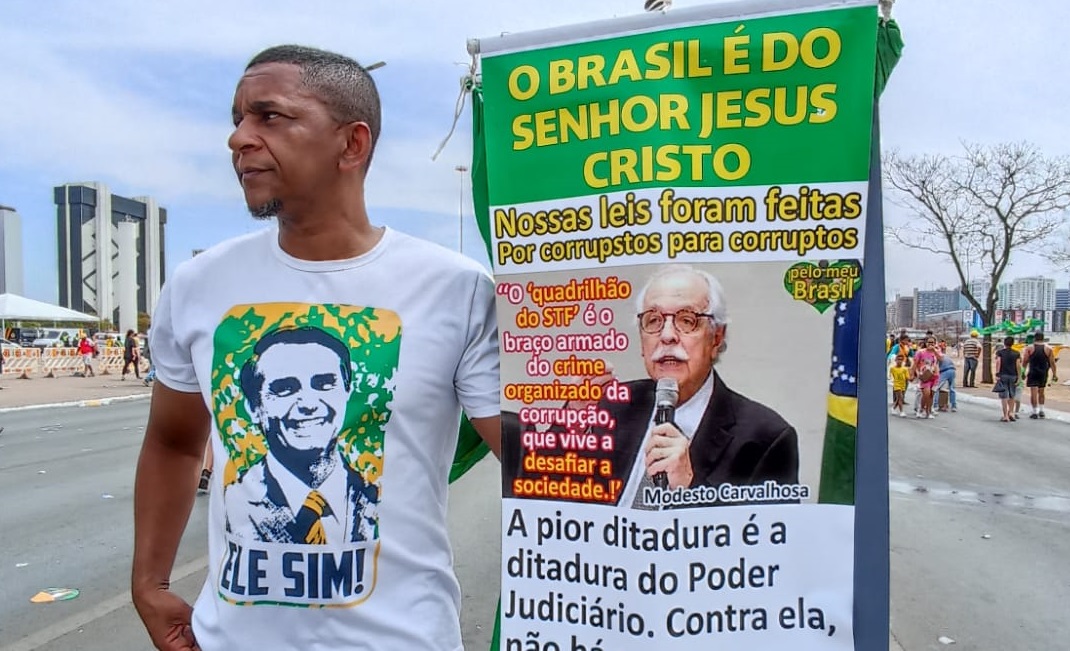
[889,354,910,417]
[121,329,141,380]
[197,441,212,494]
[961,330,982,387]
[912,336,941,419]
[993,336,1021,422]
[937,345,957,412]
[1022,331,1058,419]
[77,334,97,377]
[142,335,156,386]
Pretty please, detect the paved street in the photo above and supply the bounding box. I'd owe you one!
[0,401,502,651]
[889,397,1070,650]
[1,391,1068,650]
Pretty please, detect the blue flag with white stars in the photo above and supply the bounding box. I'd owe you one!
[830,296,861,399]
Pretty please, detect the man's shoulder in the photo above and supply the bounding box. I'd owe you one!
[721,383,794,437]
[386,228,489,278]
[170,229,273,284]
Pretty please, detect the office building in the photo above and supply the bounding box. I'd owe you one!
[0,205,24,295]
[913,287,961,322]
[54,182,166,333]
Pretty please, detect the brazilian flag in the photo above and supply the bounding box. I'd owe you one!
[453,14,905,651]
[819,294,862,504]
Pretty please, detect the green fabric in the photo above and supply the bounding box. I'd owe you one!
[470,85,495,265]
[875,19,904,97]
[818,414,858,504]
[449,415,492,484]
[460,17,905,651]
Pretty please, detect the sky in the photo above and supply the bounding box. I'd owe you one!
[1,0,1068,304]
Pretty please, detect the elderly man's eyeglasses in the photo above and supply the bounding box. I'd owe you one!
[637,309,716,335]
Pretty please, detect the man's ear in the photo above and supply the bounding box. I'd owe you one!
[339,122,373,174]
[716,325,728,354]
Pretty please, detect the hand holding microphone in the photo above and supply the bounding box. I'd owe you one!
[647,378,693,489]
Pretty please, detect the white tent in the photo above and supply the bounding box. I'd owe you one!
[0,293,98,338]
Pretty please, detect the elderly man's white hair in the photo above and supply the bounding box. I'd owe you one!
[635,264,730,351]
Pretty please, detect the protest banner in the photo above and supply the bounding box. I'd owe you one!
[467,1,889,649]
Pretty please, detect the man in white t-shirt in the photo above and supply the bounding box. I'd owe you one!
[132,45,501,651]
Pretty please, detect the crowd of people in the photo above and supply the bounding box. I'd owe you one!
[887,328,1059,421]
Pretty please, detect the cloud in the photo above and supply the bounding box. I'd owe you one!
[0,0,651,216]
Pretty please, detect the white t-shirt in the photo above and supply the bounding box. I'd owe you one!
[150,225,499,651]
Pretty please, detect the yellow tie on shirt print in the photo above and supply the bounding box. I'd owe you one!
[210,302,400,608]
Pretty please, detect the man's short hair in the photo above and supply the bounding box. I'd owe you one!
[246,45,381,167]
[1003,336,1015,347]
[635,264,729,325]
[1034,331,1045,342]
[240,327,353,411]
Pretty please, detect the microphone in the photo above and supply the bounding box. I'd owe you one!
[652,378,678,489]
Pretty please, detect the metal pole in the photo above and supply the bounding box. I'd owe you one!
[454,165,468,254]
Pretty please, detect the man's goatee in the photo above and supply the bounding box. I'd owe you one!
[250,198,282,220]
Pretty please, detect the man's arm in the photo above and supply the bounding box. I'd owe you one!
[470,415,502,461]
[132,383,211,650]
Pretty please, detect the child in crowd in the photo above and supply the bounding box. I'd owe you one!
[890,355,910,417]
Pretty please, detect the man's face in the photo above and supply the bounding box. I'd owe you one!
[253,342,349,452]
[228,62,346,218]
[639,272,724,403]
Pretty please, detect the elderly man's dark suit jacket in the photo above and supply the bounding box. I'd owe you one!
[502,371,799,507]
[605,373,799,501]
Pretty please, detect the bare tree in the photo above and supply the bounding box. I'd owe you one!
[884,142,1070,383]
[1043,233,1070,271]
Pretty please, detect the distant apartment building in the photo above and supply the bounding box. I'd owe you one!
[913,287,961,323]
[996,282,1012,310]
[1014,276,1056,311]
[54,182,166,333]
[966,278,992,305]
[889,294,915,329]
[0,205,24,295]
[963,280,992,310]
[997,276,1057,311]
[1055,287,1070,310]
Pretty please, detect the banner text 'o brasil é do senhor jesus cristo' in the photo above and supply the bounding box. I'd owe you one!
[477,1,878,649]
